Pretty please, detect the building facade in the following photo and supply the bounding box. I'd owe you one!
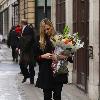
[0,0,51,39]
[0,0,19,39]
[19,0,51,29]
[0,0,99,99]
[51,0,100,100]
[19,0,35,25]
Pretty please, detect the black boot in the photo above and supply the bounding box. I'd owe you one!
[22,77,27,83]
[22,76,29,83]
[30,78,34,84]
[16,58,18,62]
[13,58,15,61]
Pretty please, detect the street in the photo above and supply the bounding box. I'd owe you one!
[0,44,89,100]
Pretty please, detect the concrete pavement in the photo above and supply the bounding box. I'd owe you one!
[0,44,90,100]
[17,66,90,100]
[0,44,12,62]
[0,44,26,100]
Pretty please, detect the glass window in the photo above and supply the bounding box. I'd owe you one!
[37,0,51,6]
[56,0,65,33]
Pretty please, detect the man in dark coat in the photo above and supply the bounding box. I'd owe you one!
[7,26,19,62]
[17,19,36,84]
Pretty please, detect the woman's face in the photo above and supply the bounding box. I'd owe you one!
[44,24,52,36]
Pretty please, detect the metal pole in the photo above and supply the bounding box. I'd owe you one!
[45,0,47,17]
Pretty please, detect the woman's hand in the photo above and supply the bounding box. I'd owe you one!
[51,54,68,61]
[40,53,68,60]
[41,53,53,59]
[58,55,68,60]
[51,54,57,62]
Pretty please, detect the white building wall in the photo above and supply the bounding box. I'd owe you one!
[65,0,73,34]
[51,0,56,29]
[0,0,16,39]
[65,0,73,84]
[88,0,100,100]
[9,5,12,31]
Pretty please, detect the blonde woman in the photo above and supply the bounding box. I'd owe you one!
[35,18,68,100]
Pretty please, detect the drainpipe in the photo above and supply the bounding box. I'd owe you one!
[44,0,47,17]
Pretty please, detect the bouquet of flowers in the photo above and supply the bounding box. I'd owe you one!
[51,26,84,75]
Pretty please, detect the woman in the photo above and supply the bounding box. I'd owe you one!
[35,18,68,100]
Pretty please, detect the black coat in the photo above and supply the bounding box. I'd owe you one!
[19,25,36,65]
[7,30,19,48]
[35,35,68,89]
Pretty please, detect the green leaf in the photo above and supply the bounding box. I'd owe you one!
[63,25,70,35]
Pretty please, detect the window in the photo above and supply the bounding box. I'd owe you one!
[56,0,65,33]
[37,0,51,6]
[35,0,51,30]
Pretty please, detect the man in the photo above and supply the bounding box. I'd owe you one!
[18,19,36,84]
[7,26,19,62]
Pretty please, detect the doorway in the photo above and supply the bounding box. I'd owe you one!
[73,0,89,92]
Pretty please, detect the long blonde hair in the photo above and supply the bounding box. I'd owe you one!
[39,18,55,49]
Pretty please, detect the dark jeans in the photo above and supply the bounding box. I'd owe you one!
[11,46,18,60]
[43,84,63,100]
[20,63,35,81]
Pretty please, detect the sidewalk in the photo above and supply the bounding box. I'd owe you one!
[16,66,90,100]
[0,43,12,62]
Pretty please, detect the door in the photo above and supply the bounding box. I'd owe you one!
[73,0,89,92]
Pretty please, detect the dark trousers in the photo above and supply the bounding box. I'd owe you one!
[43,84,63,100]
[11,46,18,60]
[20,63,35,81]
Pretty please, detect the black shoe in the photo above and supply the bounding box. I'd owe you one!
[30,81,34,84]
[16,59,18,62]
[18,72,22,74]
[13,58,15,61]
[22,77,27,83]
[30,79,34,84]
